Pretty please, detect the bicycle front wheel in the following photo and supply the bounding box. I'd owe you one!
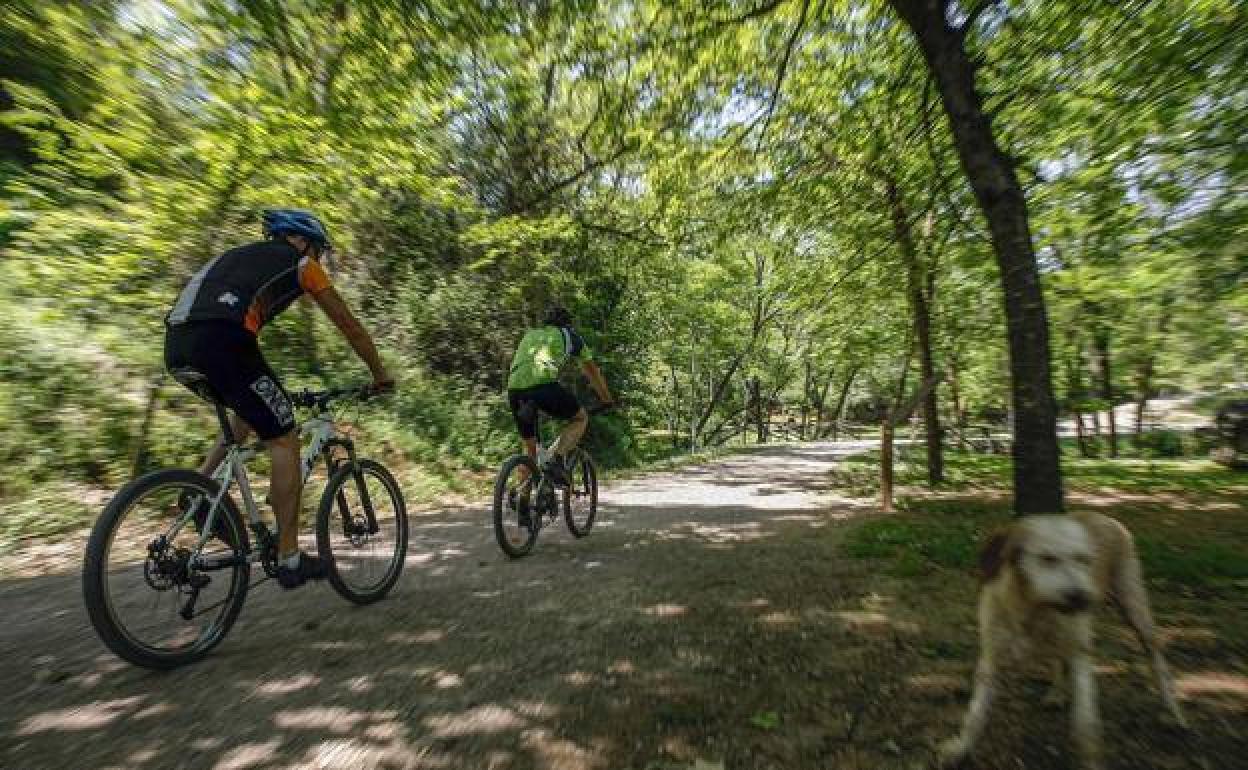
[316,459,408,604]
[82,469,250,669]
[563,449,597,537]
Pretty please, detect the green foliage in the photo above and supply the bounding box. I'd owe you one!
[842,513,994,577]
[1,1,1244,545]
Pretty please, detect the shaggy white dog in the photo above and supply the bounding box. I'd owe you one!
[939,512,1186,769]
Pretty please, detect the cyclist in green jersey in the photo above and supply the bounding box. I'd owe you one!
[506,306,614,487]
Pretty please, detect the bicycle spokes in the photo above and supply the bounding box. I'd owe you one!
[85,475,248,668]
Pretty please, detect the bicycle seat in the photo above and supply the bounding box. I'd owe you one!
[170,367,225,404]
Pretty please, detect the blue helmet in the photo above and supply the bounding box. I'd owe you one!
[262,209,332,249]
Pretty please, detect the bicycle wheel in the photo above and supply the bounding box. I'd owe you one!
[563,449,598,537]
[82,469,250,669]
[492,454,542,558]
[316,458,408,604]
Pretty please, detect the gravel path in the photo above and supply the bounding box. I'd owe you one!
[0,442,881,770]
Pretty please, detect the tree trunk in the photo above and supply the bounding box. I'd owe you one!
[880,421,895,513]
[749,376,766,443]
[948,350,966,444]
[130,374,165,478]
[1093,328,1117,458]
[668,362,682,450]
[830,366,860,441]
[1074,410,1090,458]
[889,0,1063,514]
[800,358,813,440]
[1134,297,1172,441]
[886,176,944,485]
[1066,335,1092,458]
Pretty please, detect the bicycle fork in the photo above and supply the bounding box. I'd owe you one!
[324,438,381,540]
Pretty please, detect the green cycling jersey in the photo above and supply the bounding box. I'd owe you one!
[507,325,592,390]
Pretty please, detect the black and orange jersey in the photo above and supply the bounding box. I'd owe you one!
[166,240,333,334]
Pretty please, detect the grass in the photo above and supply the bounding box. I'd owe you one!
[840,448,1248,591]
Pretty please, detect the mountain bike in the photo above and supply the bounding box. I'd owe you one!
[491,403,614,558]
[82,383,407,669]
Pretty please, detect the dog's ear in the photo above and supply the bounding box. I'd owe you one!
[980,528,1018,582]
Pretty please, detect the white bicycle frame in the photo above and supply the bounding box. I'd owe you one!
[182,410,343,567]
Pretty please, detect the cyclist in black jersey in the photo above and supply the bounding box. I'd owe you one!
[164,209,393,588]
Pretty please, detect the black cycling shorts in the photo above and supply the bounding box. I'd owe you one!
[508,382,581,439]
[164,320,296,441]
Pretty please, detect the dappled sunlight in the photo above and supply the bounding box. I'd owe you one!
[274,706,395,732]
[563,670,597,687]
[643,602,689,618]
[608,659,637,675]
[17,696,145,734]
[125,747,160,765]
[520,727,603,770]
[758,610,799,627]
[343,675,374,694]
[388,629,447,644]
[297,736,433,770]
[906,673,967,699]
[308,640,366,652]
[834,610,894,636]
[213,738,283,770]
[423,705,528,737]
[1176,672,1248,703]
[252,673,320,697]
[131,701,177,720]
[2,443,1240,769]
[432,670,464,689]
[1160,627,1220,653]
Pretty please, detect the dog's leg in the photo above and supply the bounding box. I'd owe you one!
[1115,543,1188,727]
[940,602,1004,768]
[1070,648,1104,770]
[1043,658,1067,708]
[939,652,998,767]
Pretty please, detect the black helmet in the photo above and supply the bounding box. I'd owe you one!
[543,305,573,327]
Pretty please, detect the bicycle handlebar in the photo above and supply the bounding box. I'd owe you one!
[291,382,393,410]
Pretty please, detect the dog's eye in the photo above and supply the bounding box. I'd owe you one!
[1075,554,1093,565]
[1040,554,1059,565]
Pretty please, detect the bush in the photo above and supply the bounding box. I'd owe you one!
[1135,429,1186,458]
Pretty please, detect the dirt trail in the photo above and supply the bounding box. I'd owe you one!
[0,443,1233,769]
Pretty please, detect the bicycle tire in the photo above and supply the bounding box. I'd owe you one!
[83,468,250,669]
[492,454,541,558]
[316,459,408,604]
[563,449,598,537]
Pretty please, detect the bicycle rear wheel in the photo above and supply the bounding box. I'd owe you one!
[492,455,542,558]
[563,449,597,537]
[316,459,408,604]
[82,469,250,669]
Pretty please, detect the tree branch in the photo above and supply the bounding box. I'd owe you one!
[756,0,811,149]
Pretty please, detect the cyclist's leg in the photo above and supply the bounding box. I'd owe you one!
[177,324,313,574]
[533,383,585,459]
[265,430,301,559]
[551,407,588,457]
[219,363,321,585]
[197,413,252,475]
[508,389,540,481]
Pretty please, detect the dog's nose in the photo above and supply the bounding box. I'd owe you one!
[1062,590,1090,612]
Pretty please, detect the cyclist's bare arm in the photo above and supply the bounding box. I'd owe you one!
[581,360,613,404]
[309,288,392,385]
